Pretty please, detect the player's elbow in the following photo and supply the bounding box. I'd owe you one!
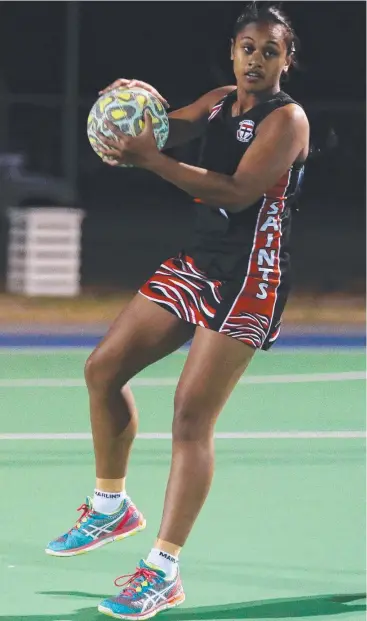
[224,179,261,213]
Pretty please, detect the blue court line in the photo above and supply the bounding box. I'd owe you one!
[0,333,365,348]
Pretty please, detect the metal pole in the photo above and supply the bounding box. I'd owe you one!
[63,0,79,199]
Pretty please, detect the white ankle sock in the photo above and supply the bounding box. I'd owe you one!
[93,489,126,514]
[146,548,179,579]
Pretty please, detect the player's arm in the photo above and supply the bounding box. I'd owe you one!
[147,104,309,211]
[165,86,236,148]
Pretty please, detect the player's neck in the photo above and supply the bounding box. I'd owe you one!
[235,84,280,115]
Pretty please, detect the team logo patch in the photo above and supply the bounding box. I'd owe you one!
[237,119,255,143]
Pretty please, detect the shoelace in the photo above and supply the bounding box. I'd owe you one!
[69,502,92,533]
[114,568,159,597]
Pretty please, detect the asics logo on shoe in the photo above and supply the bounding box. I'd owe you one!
[140,584,178,614]
[79,512,126,540]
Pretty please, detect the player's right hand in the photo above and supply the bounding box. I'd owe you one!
[98,78,169,109]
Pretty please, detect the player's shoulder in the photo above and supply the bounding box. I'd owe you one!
[279,102,308,121]
[207,85,237,99]
[255,103,309,156]
[262,102,309,133]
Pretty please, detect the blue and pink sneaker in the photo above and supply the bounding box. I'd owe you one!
[98,559,185,619]
[45,496,146,557]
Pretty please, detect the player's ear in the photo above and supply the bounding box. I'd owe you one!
[283,54,292,73]
[230,38,235,61]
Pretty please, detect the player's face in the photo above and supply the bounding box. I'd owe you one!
[231,22,291,93]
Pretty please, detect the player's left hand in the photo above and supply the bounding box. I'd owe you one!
[97,111,160,168]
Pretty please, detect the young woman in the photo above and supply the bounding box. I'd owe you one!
[46,4,309,619]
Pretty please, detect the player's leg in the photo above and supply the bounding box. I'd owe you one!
[98,327,254,619]
[46,294,194,557]
[85,294,193,483]
[157,328,254,550]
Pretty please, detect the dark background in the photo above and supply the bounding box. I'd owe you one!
[0,1,365,294]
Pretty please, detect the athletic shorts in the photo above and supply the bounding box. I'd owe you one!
[139,253,289,350]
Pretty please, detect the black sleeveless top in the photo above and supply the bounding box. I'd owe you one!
[187,89,306,282]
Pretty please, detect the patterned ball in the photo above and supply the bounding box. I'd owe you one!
[87,87,169,167]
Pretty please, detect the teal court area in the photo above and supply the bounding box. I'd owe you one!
[1,347,366,620]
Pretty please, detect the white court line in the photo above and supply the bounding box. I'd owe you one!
[0,371,365,388]
[0,431,365,440]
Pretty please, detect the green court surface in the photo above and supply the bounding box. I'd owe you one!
[1,348,366,620]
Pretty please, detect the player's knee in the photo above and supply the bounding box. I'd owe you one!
[84,351,103,387]
[84,349,120,390]
[173,390,211,441]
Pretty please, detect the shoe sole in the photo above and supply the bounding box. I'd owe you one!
[45,518,146,557]
[97,593,185,620]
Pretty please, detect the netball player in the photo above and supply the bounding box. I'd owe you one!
[46,4,309,619]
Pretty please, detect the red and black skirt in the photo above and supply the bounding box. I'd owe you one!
[139,252,289,351]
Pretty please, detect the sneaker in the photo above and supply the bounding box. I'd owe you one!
[45,496,146,557]
[98,559,185,619]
